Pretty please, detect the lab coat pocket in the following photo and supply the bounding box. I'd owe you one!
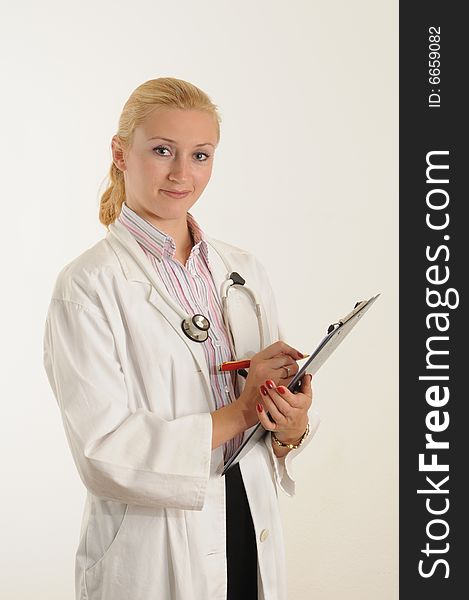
[84,498,129,574]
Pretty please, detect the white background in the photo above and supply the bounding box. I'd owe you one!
[0,1,398,598]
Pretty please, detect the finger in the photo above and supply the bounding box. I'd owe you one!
[260,341,304,361]
[300,373,313,399]
[292,374,313,409]
[256,402,279,431]
[267,372,301,393]
[274,383,305,409]
[268,354,298,370]
[260,384,293,421]
[276,361,300,380]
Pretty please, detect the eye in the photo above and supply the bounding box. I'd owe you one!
[152,146,211,161]
[195,151,210,161]
[153,145,171,156]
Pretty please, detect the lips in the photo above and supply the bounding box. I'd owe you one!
[161,189,191,198]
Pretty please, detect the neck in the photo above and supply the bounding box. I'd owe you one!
[126,203,193,255]
[151,215,193,253]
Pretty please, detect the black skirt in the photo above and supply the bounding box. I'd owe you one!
[225,461,258,599]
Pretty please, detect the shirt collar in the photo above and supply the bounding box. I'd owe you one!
[117,201,209,264]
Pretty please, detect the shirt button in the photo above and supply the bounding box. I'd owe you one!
[259,529,269,542]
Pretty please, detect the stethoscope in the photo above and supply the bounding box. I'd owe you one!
[108,224,266,351]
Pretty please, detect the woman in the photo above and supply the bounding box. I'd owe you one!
[43,77,320,600]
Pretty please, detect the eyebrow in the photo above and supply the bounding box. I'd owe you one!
[147,136,215,148]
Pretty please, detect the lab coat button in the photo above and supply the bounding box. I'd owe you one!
[259,528,269,542]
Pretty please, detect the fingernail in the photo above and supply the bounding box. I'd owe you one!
[266,380,275,389]
[260,385,268,396]
[256,403,263,412]
[308,374,313,382]
[277,386,286,394]
[297,351,304,359]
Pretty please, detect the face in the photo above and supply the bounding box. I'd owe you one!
[112,107,218,227]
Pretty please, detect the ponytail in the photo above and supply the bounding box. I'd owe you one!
[99,161,126,227]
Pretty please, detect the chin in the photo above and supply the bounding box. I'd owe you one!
[152,203,191,220]
[159,196,198,212]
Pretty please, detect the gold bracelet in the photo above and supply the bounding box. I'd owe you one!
[271,423,310,450]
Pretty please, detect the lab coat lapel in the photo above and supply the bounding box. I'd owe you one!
[106,222,213,407]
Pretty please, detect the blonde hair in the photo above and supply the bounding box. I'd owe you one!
[99,77,222,227]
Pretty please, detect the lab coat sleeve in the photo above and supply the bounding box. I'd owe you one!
[254,258,321,497]
[43,298,213,510]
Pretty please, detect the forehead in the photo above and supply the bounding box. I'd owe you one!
[137,108,218,144]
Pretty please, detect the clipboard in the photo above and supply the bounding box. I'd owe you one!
[221,293,380,475]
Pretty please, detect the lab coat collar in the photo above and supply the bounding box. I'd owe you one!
[106,220,233,409]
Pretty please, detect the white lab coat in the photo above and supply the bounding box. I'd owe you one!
[43,219,320,600]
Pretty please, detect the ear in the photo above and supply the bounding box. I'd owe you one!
[111,135,127,171]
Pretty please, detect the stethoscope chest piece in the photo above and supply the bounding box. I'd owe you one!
[181,314,211,343]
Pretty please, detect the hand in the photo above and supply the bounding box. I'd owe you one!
[212,341,306,450]
[235,341,304,428]
[239,340,303,402]
[256,373,313,443]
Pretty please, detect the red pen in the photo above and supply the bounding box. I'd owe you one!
[218,354,309,372]
[218,359,251,372]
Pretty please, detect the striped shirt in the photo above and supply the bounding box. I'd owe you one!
[117,201,243,461]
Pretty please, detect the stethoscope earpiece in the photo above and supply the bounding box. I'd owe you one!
[229,271,246,286]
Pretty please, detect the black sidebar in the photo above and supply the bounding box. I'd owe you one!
[400,2,467,598]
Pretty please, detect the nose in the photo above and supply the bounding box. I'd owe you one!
[168,155,191,183]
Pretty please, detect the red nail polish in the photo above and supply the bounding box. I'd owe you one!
[277,386,286,394]
[266,380,275,389]
[256,403,263,412]
[260,385,268,396]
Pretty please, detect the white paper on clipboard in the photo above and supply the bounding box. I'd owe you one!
[221,293,380,475]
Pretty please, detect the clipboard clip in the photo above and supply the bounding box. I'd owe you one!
[327,299,368,334]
